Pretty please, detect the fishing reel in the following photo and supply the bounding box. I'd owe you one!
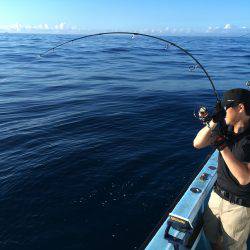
[193,105,211,125]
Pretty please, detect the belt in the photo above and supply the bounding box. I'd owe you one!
[213,183,250,207]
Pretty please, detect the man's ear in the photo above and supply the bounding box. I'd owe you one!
[238,103,246,113]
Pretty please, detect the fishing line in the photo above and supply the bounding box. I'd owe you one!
[40,31,220,102]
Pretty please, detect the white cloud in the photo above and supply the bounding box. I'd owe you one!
[0,23,22,32]
[206,26,220,33]
[205,24,250,35]
[54,22,66,30]
[224,24,232,30]
[0,23,249,35]
[0,22,81,33]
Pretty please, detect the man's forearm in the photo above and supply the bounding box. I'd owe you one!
[221,147,250,185]
[193,120,217,149]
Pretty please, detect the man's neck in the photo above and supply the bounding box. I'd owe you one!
[233,117,250,134]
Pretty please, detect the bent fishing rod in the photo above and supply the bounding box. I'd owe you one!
[40,31,220,103]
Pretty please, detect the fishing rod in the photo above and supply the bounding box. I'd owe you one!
[41,31,231,131]
[40,31,220,102]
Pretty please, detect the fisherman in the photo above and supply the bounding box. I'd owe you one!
[193,88,250,250]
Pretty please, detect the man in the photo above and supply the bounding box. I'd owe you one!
[193,88,250,250]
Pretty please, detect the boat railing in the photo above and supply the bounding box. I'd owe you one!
[145,150,219,250]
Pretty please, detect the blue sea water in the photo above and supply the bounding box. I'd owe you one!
[0,33,250,250]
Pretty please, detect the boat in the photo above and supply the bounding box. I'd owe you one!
[142,150,250,249]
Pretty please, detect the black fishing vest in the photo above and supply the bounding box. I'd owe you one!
[217,124,250,205]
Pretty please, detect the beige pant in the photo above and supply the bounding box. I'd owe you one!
[203,190,250,250]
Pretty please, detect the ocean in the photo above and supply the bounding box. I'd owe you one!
[0,33,249,250]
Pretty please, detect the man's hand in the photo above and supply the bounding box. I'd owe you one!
[211,102,226,123]
[210,128,228,151]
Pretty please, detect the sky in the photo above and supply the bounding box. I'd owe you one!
[0,0,250,35]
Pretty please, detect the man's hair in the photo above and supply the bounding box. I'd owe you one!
[243,102,250,116]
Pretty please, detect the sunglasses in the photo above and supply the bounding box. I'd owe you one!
[223,103,238,110]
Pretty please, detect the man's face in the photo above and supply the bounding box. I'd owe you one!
[225,106,238,125]
[224,103,244,126]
